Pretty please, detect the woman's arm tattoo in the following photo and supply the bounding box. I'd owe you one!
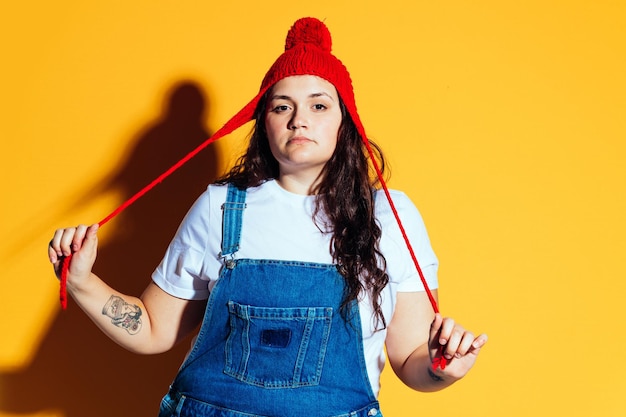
[102,295,143,335]
[427,367,445,382]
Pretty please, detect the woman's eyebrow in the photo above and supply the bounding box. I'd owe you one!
[310,92,335,101]
[269,92,335,101]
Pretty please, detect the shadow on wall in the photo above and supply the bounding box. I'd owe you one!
[1,80,220,417]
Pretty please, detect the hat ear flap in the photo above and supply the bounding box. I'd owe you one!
[211,89,266,141]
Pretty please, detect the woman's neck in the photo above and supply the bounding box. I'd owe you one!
[276,173,321,195]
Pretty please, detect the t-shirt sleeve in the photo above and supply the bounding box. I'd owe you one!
[376,190,439,293]
[151,188,213,300]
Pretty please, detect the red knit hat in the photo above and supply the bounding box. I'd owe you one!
[208,17,367,146]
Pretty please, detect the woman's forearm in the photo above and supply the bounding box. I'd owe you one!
[394,344,460,392]
[67,273,160,354]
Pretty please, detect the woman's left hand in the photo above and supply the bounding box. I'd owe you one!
[429,313,488,380]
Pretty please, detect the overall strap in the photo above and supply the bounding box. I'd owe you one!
[220,183,247,257]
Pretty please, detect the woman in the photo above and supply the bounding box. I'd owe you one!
[48,17,487,417]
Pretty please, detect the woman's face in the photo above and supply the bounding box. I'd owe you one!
[264,75,342,180]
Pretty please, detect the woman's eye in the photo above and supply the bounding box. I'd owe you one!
[272,105,290,113]
[313,104,327,110]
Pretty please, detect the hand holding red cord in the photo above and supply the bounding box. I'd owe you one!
[429,313,488,377]
[49,224,100,307]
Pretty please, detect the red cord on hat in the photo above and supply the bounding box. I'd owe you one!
[59,133,447,371]
[59,132,446,371]
[58,129,227,309]
[58,91,262,309]
[361,139,447,371]
[59,16,447,371]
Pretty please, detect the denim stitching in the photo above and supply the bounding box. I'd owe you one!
[224,302,333,388]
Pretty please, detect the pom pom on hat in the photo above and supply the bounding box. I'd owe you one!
[285,17,332,52]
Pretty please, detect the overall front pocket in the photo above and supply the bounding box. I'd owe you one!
[224,301,333,388]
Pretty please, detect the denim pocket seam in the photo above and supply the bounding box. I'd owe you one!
[224,301,333,389]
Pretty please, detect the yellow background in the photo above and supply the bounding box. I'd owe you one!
[1,1,624,416]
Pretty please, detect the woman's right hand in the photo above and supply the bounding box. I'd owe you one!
[48,224,99,289]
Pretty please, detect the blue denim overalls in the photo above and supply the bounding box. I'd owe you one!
[159,184,381,417]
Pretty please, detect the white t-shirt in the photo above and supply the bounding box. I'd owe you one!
[152,179,438,396]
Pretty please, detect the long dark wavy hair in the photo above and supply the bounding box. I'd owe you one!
[217,88,390,329]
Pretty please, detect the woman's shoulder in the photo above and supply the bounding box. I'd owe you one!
[374,188,421,217]
[374,187,431,239]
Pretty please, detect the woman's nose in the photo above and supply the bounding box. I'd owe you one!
[289,109,308,129]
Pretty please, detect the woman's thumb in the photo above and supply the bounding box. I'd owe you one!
[80,223,99,251]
